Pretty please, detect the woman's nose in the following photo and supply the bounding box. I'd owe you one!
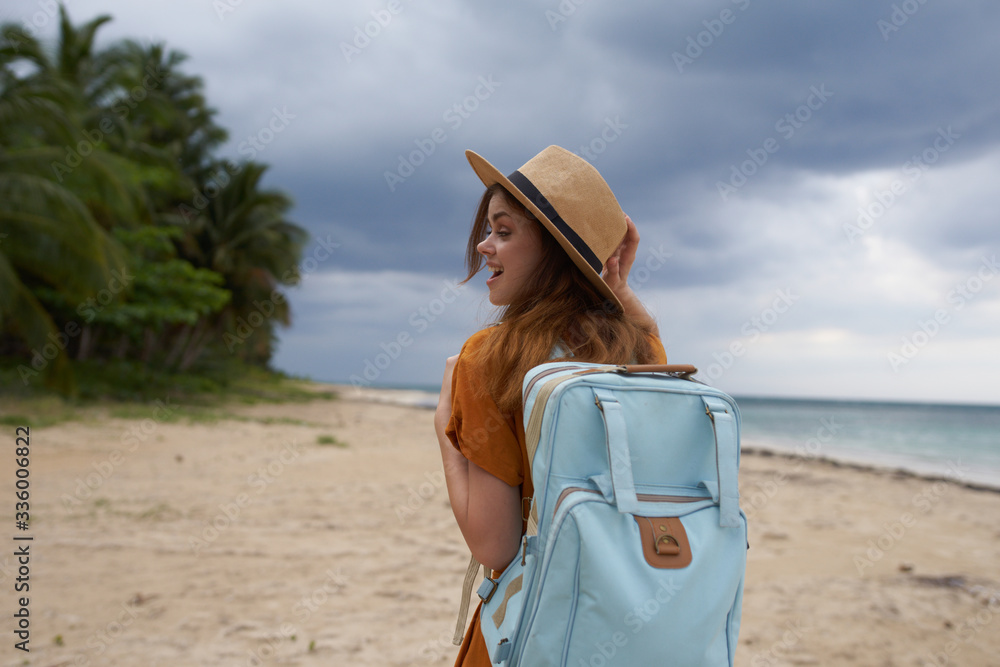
[477,238,492,255]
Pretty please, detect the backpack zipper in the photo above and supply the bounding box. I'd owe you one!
[552,486,711,515]
[522,364,600,404]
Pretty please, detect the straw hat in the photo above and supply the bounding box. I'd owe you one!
[466,145,627,311]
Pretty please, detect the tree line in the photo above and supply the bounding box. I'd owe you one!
[0,5,309,394]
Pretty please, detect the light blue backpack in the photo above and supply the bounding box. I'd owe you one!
[454,362,747,666]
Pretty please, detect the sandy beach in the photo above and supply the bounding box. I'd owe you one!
[3,385,999,666]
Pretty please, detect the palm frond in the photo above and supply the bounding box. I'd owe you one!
[0,172,128,297]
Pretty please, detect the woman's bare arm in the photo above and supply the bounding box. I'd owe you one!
[435,355,522,571]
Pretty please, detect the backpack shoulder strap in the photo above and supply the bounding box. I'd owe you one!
[453,555,490,645]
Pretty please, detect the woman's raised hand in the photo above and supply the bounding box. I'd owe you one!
[603,215,640,291]
[434,354,459,439]
[603,215,659,335]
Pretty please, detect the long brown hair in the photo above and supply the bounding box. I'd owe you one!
[462,183,658,414]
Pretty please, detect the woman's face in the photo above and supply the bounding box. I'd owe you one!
[477,192,546,306]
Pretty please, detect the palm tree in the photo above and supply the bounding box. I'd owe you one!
[1,4,308,386]
[0,21,132,392]
[90,39,229,206]
[190,161,308,364]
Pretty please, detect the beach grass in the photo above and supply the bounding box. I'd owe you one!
[316,434,349,447]
[0,356,337,427]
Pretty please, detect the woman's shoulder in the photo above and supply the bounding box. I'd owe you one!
[454,326,512,382]
[458,326,500,357]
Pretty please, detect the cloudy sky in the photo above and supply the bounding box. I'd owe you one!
[9,0,1000,404]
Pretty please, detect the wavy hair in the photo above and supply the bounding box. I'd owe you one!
[461,183,658,414]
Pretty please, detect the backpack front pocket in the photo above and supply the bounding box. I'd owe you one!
[519,493,745,666]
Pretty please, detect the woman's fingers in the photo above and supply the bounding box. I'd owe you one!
[435,355,460,435]
[618,216,640,278]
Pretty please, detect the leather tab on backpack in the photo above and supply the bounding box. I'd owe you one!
[635,516,692,569]
[655,534,681,556]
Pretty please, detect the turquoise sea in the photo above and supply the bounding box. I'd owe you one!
[364,383,1000,490]
[734,396,1000,489]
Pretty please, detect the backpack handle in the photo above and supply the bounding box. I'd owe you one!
[593,388,641,515]
[617,364,698,376]
[595,387,741,528]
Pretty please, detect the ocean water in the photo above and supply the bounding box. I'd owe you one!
[734,397,1000,489]
[363,382,1000,490]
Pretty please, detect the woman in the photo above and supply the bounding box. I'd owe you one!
[434,146,667,665]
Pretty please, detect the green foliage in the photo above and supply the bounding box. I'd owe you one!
[0,354,336,426]
[100,227,231,330]
[0,4,311,395]
[316,434,348,448]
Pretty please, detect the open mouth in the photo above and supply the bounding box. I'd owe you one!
[486,265,503,285]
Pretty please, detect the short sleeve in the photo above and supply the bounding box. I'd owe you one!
[445,331,523,488]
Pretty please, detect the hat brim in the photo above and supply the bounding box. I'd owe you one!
[465,149,624,312]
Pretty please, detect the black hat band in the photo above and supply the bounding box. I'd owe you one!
[507,169,602,275]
